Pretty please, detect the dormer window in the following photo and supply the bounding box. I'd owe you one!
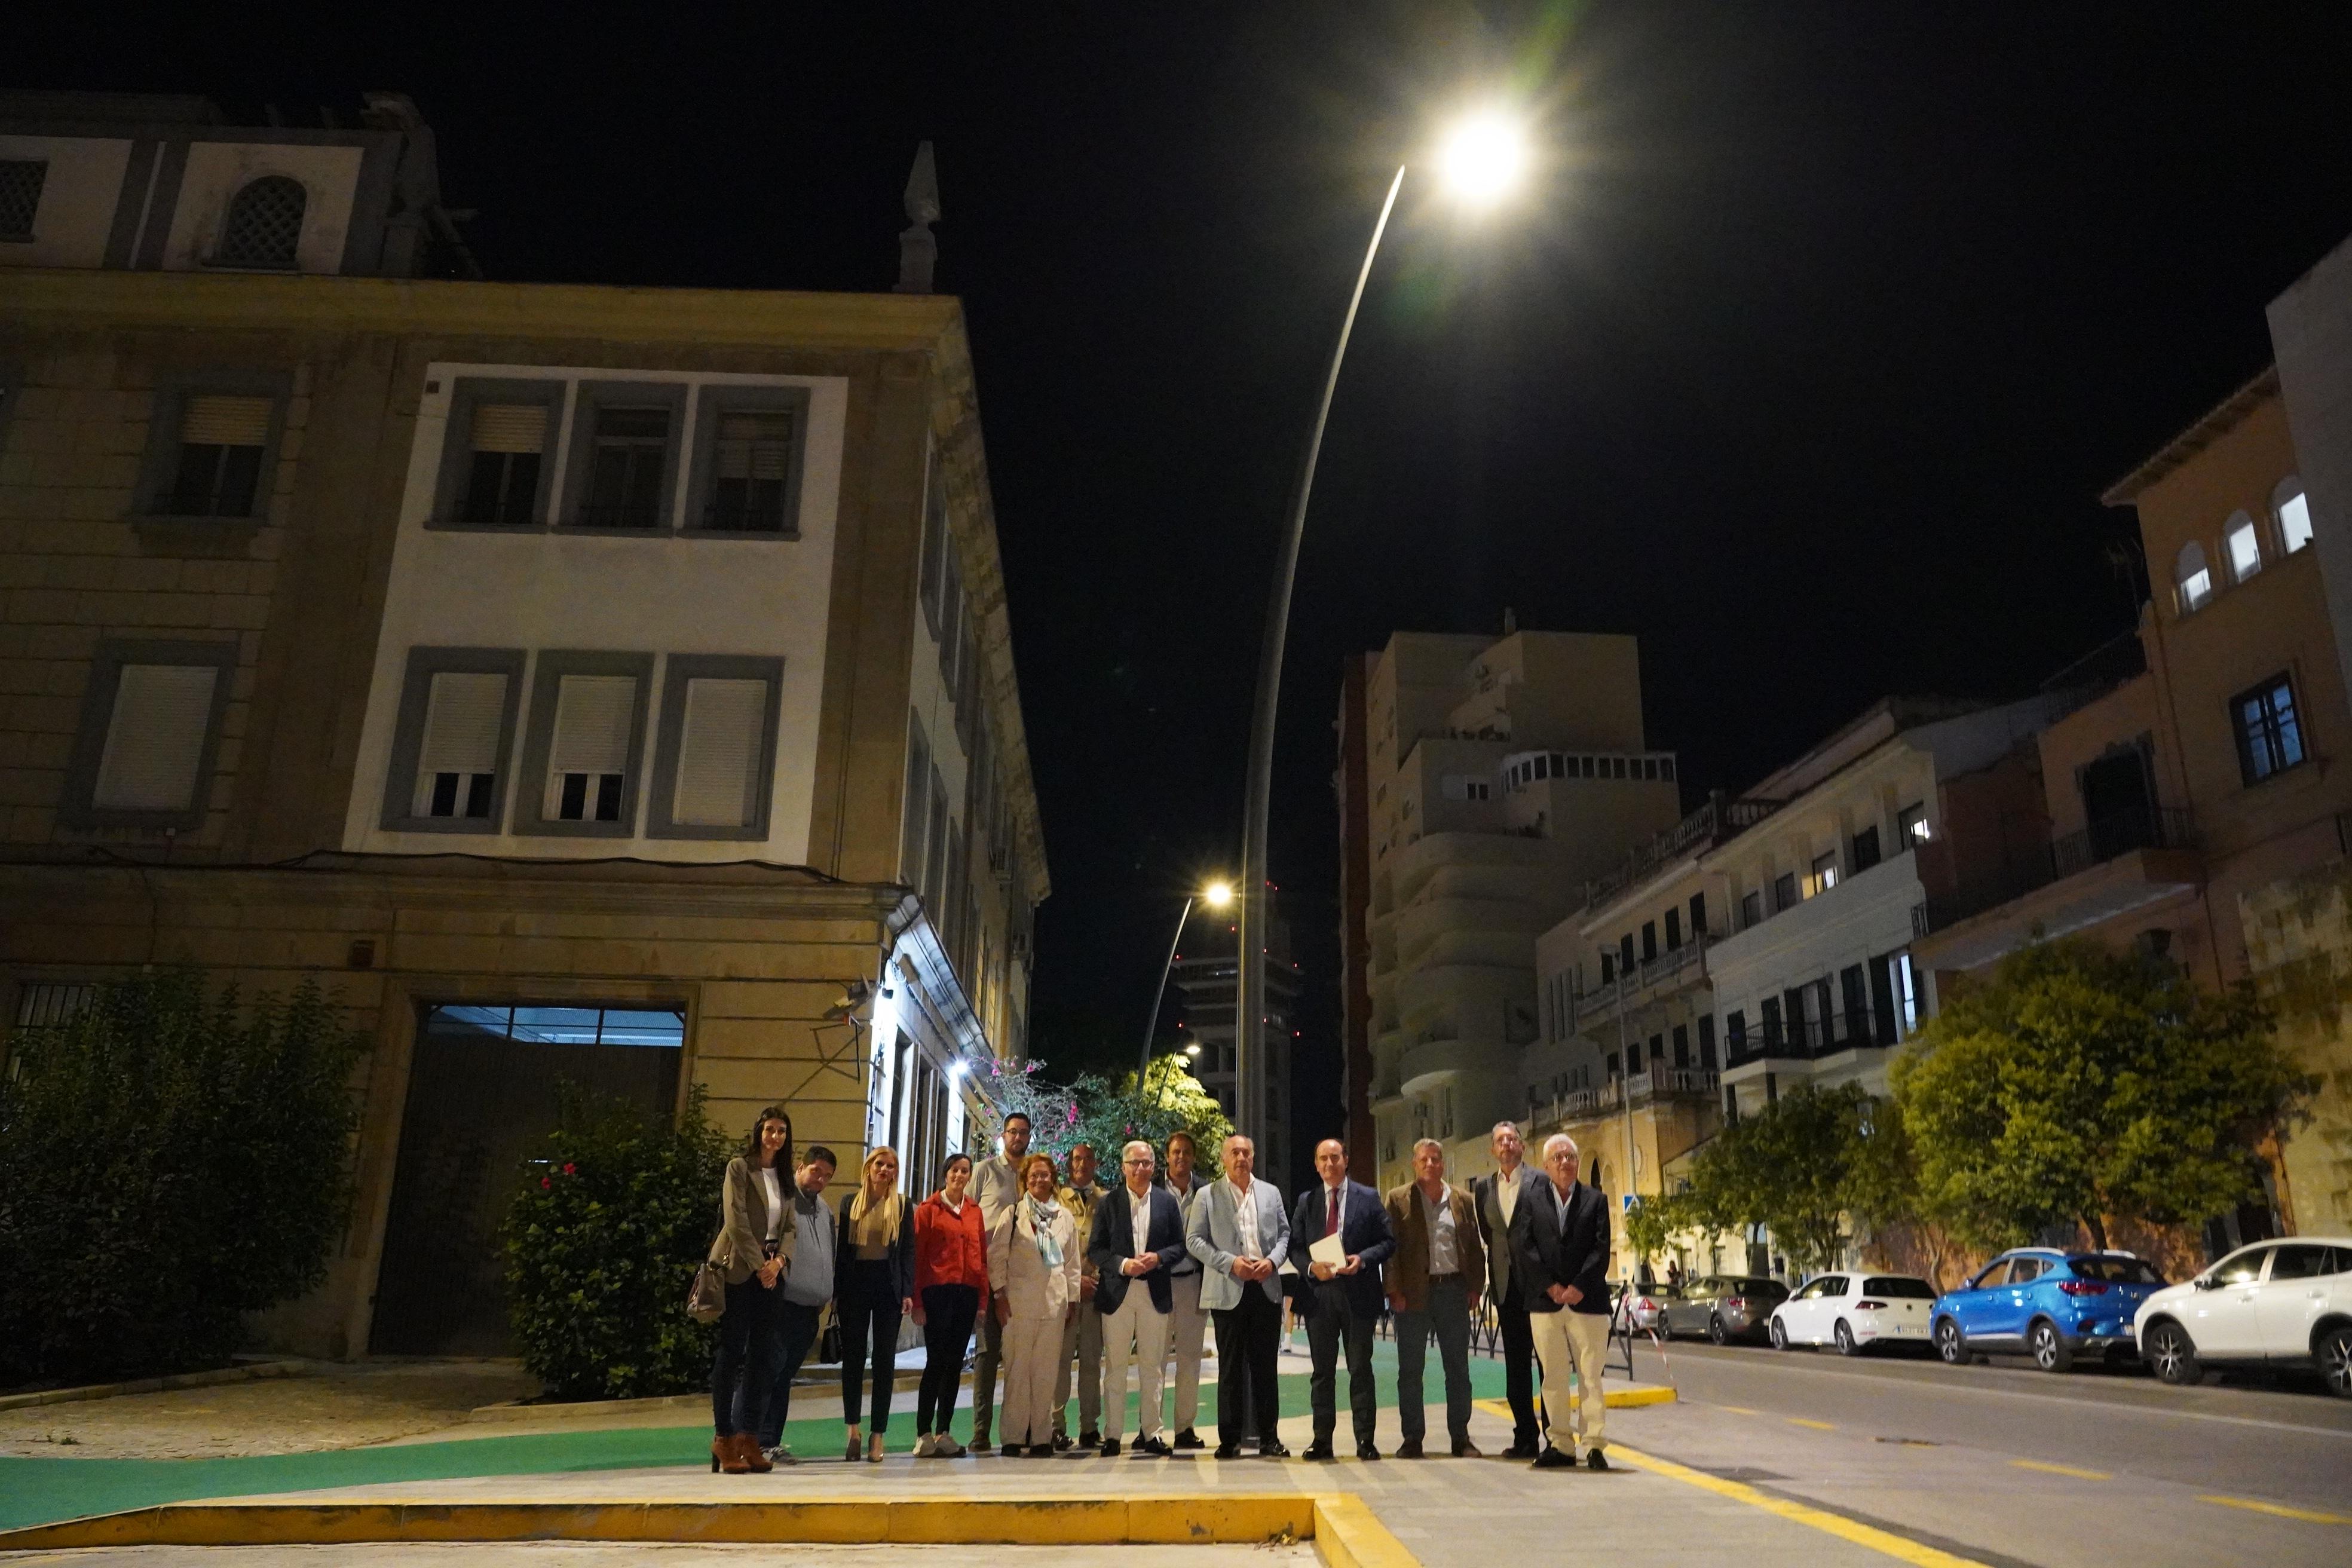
[216,176,307,270]
[2175,541,2213,614]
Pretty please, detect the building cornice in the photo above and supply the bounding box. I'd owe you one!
[2100,365,2281,508]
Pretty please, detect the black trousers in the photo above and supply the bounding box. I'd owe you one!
[1305,1284,1378,1446]
[1211,1286,1284,1447]
[711,1276,781,1437]
[839,1261,904,1432]
[743,1298,824,1450]
[917,1284,979,1434]
[1494,1292,1539,1445]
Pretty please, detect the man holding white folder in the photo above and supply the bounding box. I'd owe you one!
[1289,1138,1395,1460]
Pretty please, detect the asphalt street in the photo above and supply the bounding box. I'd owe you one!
[1602,1334,2352,1566]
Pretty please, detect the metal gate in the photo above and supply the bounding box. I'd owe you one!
[370,1003,684,1356]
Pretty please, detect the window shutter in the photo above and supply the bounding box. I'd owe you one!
[714,412,792,480]
[93,664,218,811]
[550,675,637,776]
[672,676,765,827]
[180,394,271,447]
[411,669,507,817]
[470,403,546,455]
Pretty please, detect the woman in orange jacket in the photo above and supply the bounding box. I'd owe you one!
[910,1152,989,1456]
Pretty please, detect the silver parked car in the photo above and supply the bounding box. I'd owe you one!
[1658,1275,1791,1344]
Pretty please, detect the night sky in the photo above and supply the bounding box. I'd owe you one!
[28,4,2352,1160]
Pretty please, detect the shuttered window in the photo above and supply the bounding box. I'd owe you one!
[706,411,794,531]
[671,677,766,826]
[461,402,547,526]
[166,394,272,517]
[93,664,219,812]
[412,670,507,819]
[547,674,637,822]
[581,407,670,528]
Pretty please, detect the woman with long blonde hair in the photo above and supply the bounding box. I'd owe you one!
[835,1145,915,1462]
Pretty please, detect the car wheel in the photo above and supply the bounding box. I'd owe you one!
[1835,1319,1861,1357]
[2029,1319,2074,1374]
[2319,1325,2352,1399]
[2145,1321,2203,1387]
[1934,1317,1968,1365]
[1708,1313,1729,1346]
[1770,1316,1791,1351]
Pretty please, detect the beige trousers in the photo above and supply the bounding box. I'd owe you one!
[1165,1270,1208,1431]
[998,1312,1064,1449]
[1530,1306,1609,1454]
[1100,1289,1170,1443]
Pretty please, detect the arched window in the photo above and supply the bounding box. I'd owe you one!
[2175,540,2213,614]
[216,176,307,269]
[2275,476,2313,555]
[2224,510,2262,583]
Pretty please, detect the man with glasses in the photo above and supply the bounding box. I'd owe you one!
[1089,1140,1187,1456]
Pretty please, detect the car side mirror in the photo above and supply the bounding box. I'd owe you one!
[2192,1275,2217,1291]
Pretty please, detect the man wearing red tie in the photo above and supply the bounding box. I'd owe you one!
[1288,1138,1395,1460]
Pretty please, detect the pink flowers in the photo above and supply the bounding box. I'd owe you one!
[562,1163,577,1175]
[540,1177,551,1189]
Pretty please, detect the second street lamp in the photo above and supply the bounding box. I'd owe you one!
[1232,108,1532,1155]
[1140,879,1234,1087]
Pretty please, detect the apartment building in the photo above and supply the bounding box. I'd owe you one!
[1914,318,2351,1242]
[0,99,1045,1360]
[1168,902,1297,1190]
[1335,626,1683,1191]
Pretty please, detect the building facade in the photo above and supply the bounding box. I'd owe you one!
[1334,627,1683,1192]
[1168,902,1296,1190]
[0,136,1045,1358]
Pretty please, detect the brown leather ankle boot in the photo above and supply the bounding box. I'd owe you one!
[740,1433,773,1474]
[713,1434,749,1474]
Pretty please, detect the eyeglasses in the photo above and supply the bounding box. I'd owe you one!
[1123,1157,1153,1166]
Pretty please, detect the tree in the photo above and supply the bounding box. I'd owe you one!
[0,972,369,1386]
[1674,1083,1894,1274]
[1893,941,2316,1251]
[969,1055,1231,1178]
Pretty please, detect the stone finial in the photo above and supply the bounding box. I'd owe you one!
[896,141,939,294]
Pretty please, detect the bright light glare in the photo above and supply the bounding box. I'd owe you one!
[1202,880,1235,909]
[1185,1042,1203,1058]
[1438,111,1529,206]
[947,1058,969,1079]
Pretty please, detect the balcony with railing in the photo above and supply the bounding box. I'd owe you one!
[1568,932,1711,1028]
[1528,1065,1719,1131]
[1722,1006,1892,1070]
[1913,804,2198,949]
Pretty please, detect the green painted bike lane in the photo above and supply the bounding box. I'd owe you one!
[1,1339,1542,1531]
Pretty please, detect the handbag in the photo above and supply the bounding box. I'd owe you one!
[687,1233,728,1324]
[819,1306,843,1364]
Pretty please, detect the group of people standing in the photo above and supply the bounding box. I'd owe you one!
[705,1104,1613,1474]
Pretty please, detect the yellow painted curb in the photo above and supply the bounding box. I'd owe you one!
[0,1494,1343,1552]
[1609,1444,1991,1567]
[1604,1385,1677,1408]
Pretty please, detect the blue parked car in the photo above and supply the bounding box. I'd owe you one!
[1931,1248,2169,1372]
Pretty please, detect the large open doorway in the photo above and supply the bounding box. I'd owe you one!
[370,1003,685,1356]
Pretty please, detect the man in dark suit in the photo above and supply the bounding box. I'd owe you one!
[1511,1131,1613,1470]
[1089,1139,1189,1456]
[1471,1119,1542,1459]
[1289,1137,1396,1460]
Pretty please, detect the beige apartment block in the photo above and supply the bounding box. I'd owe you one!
[0,261,1046,1361]
[1336,626,1682,1192]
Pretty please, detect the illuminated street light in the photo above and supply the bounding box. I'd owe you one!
[1438,110,1530,207]
[1202,880,1234,910]
[1141,879,1238,1084]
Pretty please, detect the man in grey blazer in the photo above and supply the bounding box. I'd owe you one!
[1185,1132,1292,1459]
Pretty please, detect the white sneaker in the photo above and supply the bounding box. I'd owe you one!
[913,1434,939,1458]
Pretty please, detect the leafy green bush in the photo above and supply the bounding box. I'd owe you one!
[0,971,370,1388]
[503,1082,730,1400]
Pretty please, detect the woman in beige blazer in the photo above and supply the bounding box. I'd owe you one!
[709,1106,795,1475]
[986,1152,1080,1456]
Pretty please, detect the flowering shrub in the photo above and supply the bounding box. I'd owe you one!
[502,1082,730,1400]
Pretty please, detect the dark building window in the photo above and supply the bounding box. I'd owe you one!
[706,410,797,531]
[1671,1024,1689,1068]
[1772,871,1799,911]
[1851,824,1881,872]
[2232,674,2307,785]
[1698,1015,1717,1070]
[1689,892,1707,938]
[1739,889,1762,928]
[1642,921,1658,962]
[461,403,546,525]
[581,407,672,528]
[1841,964,1869,1043]
[166,394,271,517]
[1620,933,1636,973]
[1628,1040,1644,1074]
[0,158,47,241]
[217,176,307,268]
[1665,907,1682,949]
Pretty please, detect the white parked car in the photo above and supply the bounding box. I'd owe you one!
[1769,1272,1936,1355]
[2133,1238,2352,1397]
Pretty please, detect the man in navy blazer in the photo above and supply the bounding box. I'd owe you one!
[1089,1140,1189,1455]
[1289,1138,1396,1459]
[1510,1131,1614,1470]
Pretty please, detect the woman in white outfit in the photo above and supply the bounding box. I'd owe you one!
[987,1152,1080,1456]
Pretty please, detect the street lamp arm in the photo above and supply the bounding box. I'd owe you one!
[1235,162,1408,1151]
[1141,895,1197,1086]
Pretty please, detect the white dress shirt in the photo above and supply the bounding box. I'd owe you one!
[1229,1178,1263,1258]
[1129,1184,1154,1256]
[1496,1167,1521,1226]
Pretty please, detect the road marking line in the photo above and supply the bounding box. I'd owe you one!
[2198,1494,2352,1526]
[1787,1418,1836,1430]
[2009,1460,2109,1480]
[1720,1405,1762,1416]
[1609,1443,1990,1567]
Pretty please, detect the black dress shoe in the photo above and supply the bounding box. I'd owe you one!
[1586,1448,1610,1471]
[1215,1441,1244,1459]
[1303,1441,1336,1461]
[1100,1438,1121,1457]
[1356,1441,1382,1461]
[1031,1443,1058,1457]
[1133,1434,1171,1456]
[1533,1445,1576,1469]
[1452,1440,1483,1458]
[1172,1428,1205,1450]
[1503,1440,1540,1460]
[1079,1430,1101,1449]
[1260,1441,1292,1459]
[1396,1438,1425,1459]
[1052,1433,1073,1452]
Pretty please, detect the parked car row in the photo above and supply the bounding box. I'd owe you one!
[1634,1237,2352,1399]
